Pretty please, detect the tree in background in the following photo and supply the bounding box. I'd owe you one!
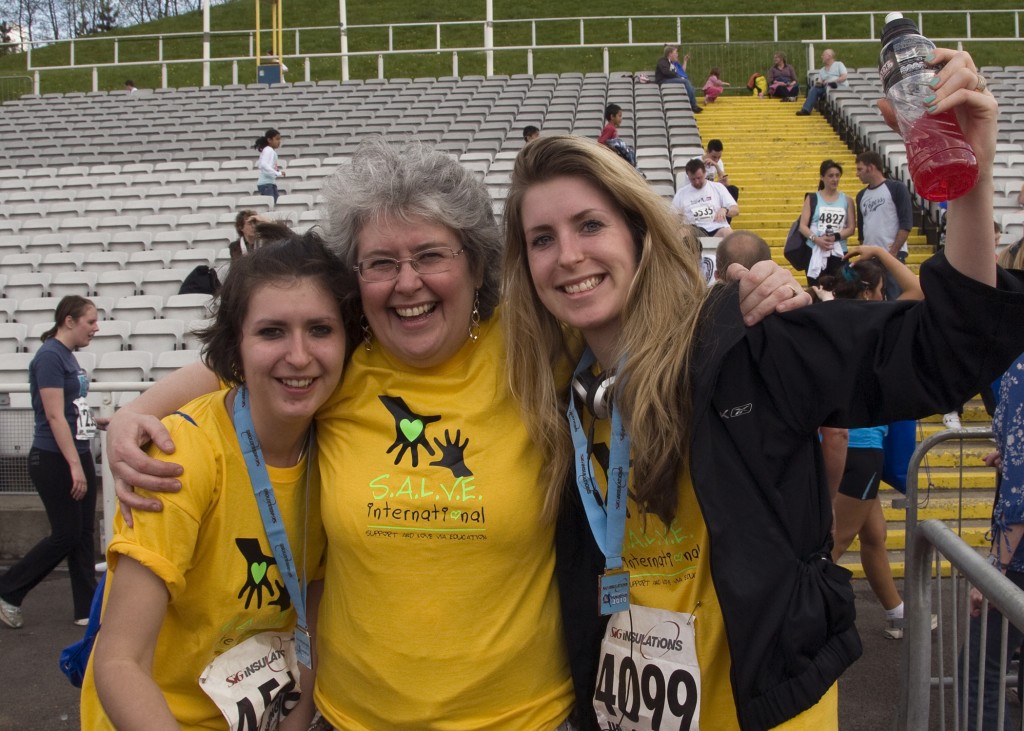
[76,0,118,35]
[0,0,221,43]
[0,19,13,53]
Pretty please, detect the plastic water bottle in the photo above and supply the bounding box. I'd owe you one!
[879,12,978,202]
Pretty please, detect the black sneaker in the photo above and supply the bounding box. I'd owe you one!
[796,109,811,116]
[692,107,703,114]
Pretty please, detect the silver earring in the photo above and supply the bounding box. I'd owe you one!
[360,315,373,351]
[468,290,481,343]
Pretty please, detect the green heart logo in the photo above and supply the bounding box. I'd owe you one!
[400,418,424,442]
[251,562,268,583]
[450,510,462,520]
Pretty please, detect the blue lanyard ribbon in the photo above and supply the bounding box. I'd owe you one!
[567,348,631,573]
[232,385,308,633]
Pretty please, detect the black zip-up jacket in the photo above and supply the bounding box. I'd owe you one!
[558,254,1024,731]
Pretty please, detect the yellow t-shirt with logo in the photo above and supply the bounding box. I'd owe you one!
[313,314,574,730]
[587,416,837,730]
[80,391,327,730]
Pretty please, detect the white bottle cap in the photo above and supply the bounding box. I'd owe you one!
[885,12,904,23]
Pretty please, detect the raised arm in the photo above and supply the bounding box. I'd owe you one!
[878,48,997,285]
[847,245,924,301]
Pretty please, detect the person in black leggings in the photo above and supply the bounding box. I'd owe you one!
[0,296,100,628]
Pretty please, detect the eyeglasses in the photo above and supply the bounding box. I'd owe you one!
[354,247,465,283]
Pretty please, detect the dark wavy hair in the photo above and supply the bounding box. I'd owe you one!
[195,222,355,384]
[254,128,281,152]
[818,159,843,190]
[819,258,885,300]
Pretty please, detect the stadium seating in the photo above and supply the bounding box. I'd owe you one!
[0,67,1020,406]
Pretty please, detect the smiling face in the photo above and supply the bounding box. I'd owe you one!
[522,176,638,365]
[66,306,99,349]
[238,278,346,432]
[356,216,481,369]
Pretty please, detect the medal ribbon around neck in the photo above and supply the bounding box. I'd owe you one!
[567,347,632,614]
[233,384,314,667]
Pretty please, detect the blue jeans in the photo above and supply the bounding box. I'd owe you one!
[660,77,700,111]
[801,83,828,113]
[962,568,1024,731]
[884,250,909,300]
[257,183,279,202]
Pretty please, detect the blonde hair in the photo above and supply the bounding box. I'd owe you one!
[502,135,707,525]
[998,238,1024,270]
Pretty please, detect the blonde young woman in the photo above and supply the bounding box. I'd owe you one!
[500,49,1024,731]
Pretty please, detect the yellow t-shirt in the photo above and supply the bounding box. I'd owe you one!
[314,315,574,730]
[587,417,837,730]
[80,391,327,730]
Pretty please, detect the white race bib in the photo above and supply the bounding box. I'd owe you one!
[199,631,301,731]
[814,206,846,237]
[688,203,715,225]
[73,397,97,441]
[594,605,701,731]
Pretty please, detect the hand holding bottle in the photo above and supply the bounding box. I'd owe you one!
[878,46,998,285]
[877,40,995,201]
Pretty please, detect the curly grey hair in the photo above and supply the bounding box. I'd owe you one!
[319,137,502,320]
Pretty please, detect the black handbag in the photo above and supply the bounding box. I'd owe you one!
[783,193,816,271]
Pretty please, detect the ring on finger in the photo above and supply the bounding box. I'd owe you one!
[976,74,988,93]
[786,284,802,299]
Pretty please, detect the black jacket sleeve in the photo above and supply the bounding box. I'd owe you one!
[745,252,1024,434]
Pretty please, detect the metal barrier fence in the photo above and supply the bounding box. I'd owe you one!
[0,382,150,550]
[3,9,1022,90]
[0,74,32,102]
[899,429,1024,729]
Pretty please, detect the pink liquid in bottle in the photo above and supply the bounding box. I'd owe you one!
[903,109,978,202]
[880,12,979,202]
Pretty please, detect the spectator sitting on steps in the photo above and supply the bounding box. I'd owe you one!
[654,45,702,114]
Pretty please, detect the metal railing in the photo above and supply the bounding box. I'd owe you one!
[2,9,1021,91]
[898,428,1024,729]
[0,382,151,550]
[0,74,32,102]
[901,520,1024,730]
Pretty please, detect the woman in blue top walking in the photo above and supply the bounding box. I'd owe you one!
[822,252,923,639]
[0,296,100,629]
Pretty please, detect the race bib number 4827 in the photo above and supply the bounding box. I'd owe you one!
[594,606,701,731]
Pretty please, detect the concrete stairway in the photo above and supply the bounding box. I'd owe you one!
[691,95,932,281]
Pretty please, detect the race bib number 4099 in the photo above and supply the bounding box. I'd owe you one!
[594,606,701,731]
